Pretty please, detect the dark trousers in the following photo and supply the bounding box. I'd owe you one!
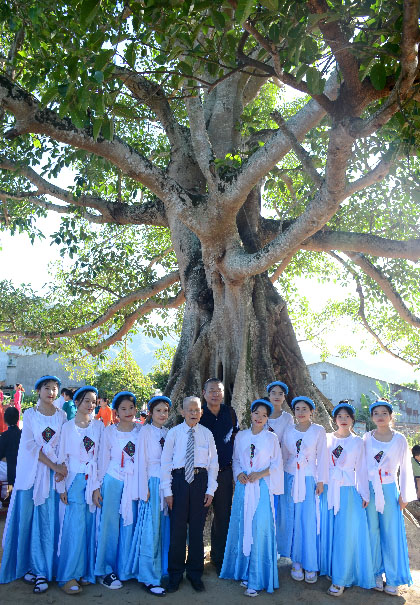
[168,469,209,583]
[210,466,233,568]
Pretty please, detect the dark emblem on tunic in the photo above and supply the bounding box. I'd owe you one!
[332,445,343,459]
[83,436,95,453]
[250,443,255,467]
[42,427,56,443]
[124,440,135,458]
[159,437,165,450]
[296,438,302,454]
[374,450,384,463]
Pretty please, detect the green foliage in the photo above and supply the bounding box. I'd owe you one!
[147,343,176,393]
[93,350,153,405]
[358,381,403,430]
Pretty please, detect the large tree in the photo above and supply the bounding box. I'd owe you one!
[1,0,420,424]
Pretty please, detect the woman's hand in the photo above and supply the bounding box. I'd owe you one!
[315,482,324,496]
[399,495,408,510]
[362,499,369,509]
[145,489,150,502]
[60,492,68,505]
[237,472,248,484]
[93,488,103,508]
[247,471,262,483]
[55,463,68,477]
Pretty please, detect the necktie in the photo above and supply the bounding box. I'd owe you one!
[185,427,195,484]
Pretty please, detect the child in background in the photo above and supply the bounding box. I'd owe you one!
[0,407,22,499]
[0,375,67,593]
[128,396,171,595]
[94,391,141,589]
[411,444,420,500]
[62,388,77,421]
[96,396,113,427]
[56,386,102,594]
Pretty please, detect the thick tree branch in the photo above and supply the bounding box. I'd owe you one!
[345,252,420,328]
[329,252,416,366]
[0,75,196,223]
[184,94,216,189]
[271,111,323,186]
[0,157,168,227]
[86,290,185,356]
[0,271,181,340]
[344,151,397,198]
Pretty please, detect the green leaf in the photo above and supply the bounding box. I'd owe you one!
[210,9,225,31]
[305,67,325,95]
[259,0,278,10]
[80,0,101,26]
[125,43,136,68]
[235,0,254,25]
[178,60,193,76]
[92,117,102,140]
[41,86,58,106]
[94,70,104,83]
[269,24,280,44]
[94,49,114,71]
[370,62,387,90]
[101,117,114,140]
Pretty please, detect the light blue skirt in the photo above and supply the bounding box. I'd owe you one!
[56,473,96,585]
[94,473,138,580]
[127,476,170,585]
[275,471,294,558]
[220,479,279,593]
[0,470,60,583]
[291,475,318,571]
[319,485,376,589]
[366,481,412,587]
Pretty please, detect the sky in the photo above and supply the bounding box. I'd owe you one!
[1,213,418,386]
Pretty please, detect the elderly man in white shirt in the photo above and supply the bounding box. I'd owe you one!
[161,396,218,593]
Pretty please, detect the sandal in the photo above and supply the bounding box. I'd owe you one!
[291,564,304,582]
[33,576,49,594]
[143,584,166,596]
[240,581,248,587]
[327,584,344,597]
[305,570,318,584]
[374,574,384,592]
[79,578,92,586]
[22,572,36,585]
[384,585,398,597]
[244,588,259,597]
[61,579,83,595]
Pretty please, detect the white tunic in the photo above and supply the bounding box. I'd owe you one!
[283,423,328,503]
[97,423,142,525]
[135,423,168,508]
[232,428,283,557]
[56,418,103,512]
[326,432,369,514]
[267,411,293,444]
[14,406,67,505]
[363,430,416,513]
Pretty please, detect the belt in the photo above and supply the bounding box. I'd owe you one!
[219,463,232,472]
[172,467,207,475]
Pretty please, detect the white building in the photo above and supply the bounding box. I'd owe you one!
[308,361,420,425]
[0,338,85,395]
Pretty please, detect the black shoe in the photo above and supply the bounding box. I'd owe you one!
[186,575,205,592]
[211,561,222,576]
[166,579,182,593]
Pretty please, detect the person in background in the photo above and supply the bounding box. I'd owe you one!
[95,396,113,427]
[411,444,420,500]
[0,389,7,434]
[0,407,22,499]
[55,388,67,410]
[139,411,147,425]
[62,389,77,421]
[0,388,4,404]
[12,384,22,418]
[161,396,218,593]
[199,377,239,575]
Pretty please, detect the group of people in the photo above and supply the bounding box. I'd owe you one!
[0,375,416,599]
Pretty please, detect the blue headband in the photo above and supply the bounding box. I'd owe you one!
[291,396,315,410]
[112,391,137,409]
[73,386,98,402]
[266,381,289,395]
[369,400,393,414]
[332,402,356,416]
[35,375,61,390]
[147,395,172,410]
[251,398,274,415]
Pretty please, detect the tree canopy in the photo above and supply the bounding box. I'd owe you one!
[0,0,419,420]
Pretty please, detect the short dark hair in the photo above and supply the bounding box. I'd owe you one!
[4,406,19,426]
[114,394,136,413]
[61,388,73,398]
[412,445,420,458]
[203,377,223,390]
[251,401,272,416]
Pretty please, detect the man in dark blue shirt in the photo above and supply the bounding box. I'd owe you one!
[0,406,22,497]
[199,378,239,574]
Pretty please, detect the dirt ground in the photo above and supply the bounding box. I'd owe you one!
[0,514,419,605]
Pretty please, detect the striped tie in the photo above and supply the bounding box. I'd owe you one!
[185,427,195,484]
